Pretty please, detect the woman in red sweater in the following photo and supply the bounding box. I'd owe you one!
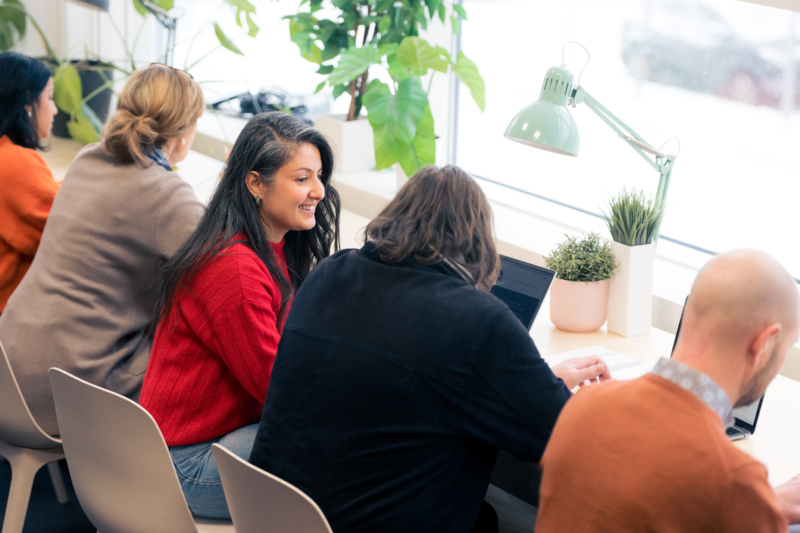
[0,52,60,312]
[140,112,340,519]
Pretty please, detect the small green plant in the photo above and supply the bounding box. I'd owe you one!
[601,187,666,246]
[544,233,617,283]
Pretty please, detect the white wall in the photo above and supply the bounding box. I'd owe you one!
[15,0,160,72]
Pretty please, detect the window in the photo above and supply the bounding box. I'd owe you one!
[170,0,344,123]
[455,0,800,279]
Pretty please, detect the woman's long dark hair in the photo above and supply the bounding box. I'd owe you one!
[0,52,52,150]
[153,112,340,335]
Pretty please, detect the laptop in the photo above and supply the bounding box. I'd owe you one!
[672,298,765,441]
[490,255,556,330]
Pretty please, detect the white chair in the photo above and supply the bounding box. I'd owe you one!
[48,368,234,533]
[0,341,68,533]
[212,443,333,533]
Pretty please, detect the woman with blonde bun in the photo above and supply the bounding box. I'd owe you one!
[0,64,206,436]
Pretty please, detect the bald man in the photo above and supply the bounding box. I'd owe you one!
[535,250,800,533]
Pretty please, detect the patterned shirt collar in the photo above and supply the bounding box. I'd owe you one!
[650,357,734,427]
[149,147,172,172]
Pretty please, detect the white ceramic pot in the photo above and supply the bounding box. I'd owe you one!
[607,241,655,337]
[550,278,610,333]
[314,114,375,173]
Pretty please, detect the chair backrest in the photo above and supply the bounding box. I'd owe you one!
[212,444,333,533]
[48,368,199,533]
[0,340,61,448]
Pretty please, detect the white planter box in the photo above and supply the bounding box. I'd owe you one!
[607,241,655,337]
[315,114,375,173]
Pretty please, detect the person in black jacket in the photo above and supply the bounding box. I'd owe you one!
[249,165,611,533]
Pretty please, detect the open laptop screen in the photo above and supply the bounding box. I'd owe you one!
[490,255,556,330]
[672,297,763,431]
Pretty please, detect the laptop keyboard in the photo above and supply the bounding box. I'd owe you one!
[726,426,743,436]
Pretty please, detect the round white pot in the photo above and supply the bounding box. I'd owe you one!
[550,278,610,333]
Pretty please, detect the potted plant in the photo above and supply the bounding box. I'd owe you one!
[0,0,259,144]
[601,188,666,337]
[285,0,485,177]
[544,233,617,333]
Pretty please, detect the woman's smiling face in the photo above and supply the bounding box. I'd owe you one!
[253,142,326,243]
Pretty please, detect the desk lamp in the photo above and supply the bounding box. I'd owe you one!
[504,42,679,242]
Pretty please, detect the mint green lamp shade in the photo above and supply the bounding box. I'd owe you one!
[504,66,580,157]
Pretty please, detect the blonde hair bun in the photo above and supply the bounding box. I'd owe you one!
[103,65,205,166]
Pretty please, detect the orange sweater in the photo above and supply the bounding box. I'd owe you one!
[537,374,786,533]
[0,135,60,311]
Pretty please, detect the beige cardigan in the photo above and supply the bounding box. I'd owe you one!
[0,143,204,436]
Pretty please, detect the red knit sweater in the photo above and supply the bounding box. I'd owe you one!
[140,237,291,446]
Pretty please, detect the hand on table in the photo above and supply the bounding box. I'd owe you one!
[551,355,613,390]
[775,474,800,524]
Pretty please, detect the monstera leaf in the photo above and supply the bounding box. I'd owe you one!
[0,0,25,53]
[362,78,429,171]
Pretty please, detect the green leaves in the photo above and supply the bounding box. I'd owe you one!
[214,22,243,55]
[545,233,618,283]
[363,78,428,171]
[378,15,391,33]
[53,64,104,145]
[132,0,173,17]
[288,15,323,63]
[397,36,449,75]
[286,2,485,176]
[328,45,381,85]
[53,63,82,115]
[66,105,100,145]
[601,188,666,246]
[0,0,25,53]
[398,103,435,177]
[452,51,485,112]
[223,0,259,38]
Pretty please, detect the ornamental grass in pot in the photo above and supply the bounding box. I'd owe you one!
[544,233,618,333]
[601,188,666,337]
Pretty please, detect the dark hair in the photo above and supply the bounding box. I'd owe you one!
[0,52,53,150]
[153,112,340,334]
[366,165,501,291]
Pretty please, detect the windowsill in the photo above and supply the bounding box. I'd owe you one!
[332,167,692,326]
[193,112,800,382]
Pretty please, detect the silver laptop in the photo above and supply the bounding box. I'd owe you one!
[490,255,556,330]
[672,298,764,441]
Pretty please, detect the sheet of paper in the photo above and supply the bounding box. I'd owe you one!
[546,345,652,381]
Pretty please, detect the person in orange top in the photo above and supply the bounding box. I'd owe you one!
[536,250,800,533]
[0,52,60,312]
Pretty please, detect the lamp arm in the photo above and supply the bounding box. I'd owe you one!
[571,86,665,173]
[571,86,676,244]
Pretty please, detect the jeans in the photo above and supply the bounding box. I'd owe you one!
[169,423,259,519]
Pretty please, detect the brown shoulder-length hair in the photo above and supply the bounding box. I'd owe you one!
[365,165,501,291]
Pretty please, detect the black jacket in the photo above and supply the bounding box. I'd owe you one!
[249,243,572,532]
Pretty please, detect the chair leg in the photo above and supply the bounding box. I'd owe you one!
[0,442,66,533]
[47,461,69,504]
[1,454,38,533]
